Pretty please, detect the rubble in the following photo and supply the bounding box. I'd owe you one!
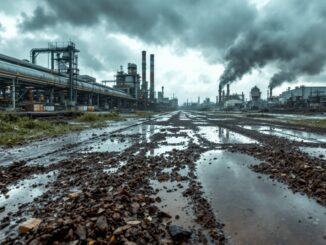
[19,218,42,234]
[2,111,326,244]
[168,225,192,241]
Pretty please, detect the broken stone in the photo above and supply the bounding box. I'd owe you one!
[19,218,42,234]
[68,192,81,200]
[168,225,192,241]
[113,225,131,235]
[96,215,108,232]
[75,224,86,240]
[126,220,141,225]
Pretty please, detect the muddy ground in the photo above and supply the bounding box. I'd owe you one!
[0,111,325,244]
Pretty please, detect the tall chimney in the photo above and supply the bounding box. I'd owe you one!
[218,84,222,104]
[270,88,273,98]
[227,83,230,98]
[150,54,154,102]
[141,51,147,101]
[222,90,225,101]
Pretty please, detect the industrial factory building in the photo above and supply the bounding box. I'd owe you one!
[217,84,245,110]
[0,42,178,112]
[246,86,267,110]
[278,86,326,108]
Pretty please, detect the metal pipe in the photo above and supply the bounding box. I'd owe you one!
[0,60,134,100]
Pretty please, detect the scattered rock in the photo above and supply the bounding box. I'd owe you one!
[96,215,108,232]
[168,225,192,241]
[19,218,42,234]
[68,192,81,200]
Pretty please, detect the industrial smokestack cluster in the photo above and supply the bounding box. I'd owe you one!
[141,51,147,102]
[141,50,155,105]
[150,54,155,102]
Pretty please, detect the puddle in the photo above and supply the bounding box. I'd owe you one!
[179,112,191,121]
[299,147,326,158]
[0,171,57,241]
[197,150,326,245]
[269,113,326,120]
[164,136,188,145]
[0,118,146,167]
[82,137,132,153]
[103,161,127,174]
[150,179,195,229]
[198,126,257,144]
[208,118,236,121]
[146,145,187,156]
[181,129,201,145]
[192,121,209,125]
[243,125,326,143]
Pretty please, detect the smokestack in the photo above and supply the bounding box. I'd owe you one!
[227,83,230,98]
[162,86,164,97]
[218,84,222,104]
[222,90,225,100]
[150,54,154,102]
[142,51,146,86]
[141,51,147,102]
[270,88,273,98]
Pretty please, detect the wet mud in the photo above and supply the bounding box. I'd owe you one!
[1,111,326,244]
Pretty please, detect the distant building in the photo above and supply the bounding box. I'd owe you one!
[247,86,267,110]
[279,86,326,107]
[250,86,261,101]
[114,64,140,99]
[156,86,178,110]
[224,99,244,110]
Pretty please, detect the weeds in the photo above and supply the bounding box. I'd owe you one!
[135,111,156,117]
[77,112,121,122]
[0,112,82,145]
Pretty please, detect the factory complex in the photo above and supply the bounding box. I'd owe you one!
[0,42,177,112]
[182,83,326,112]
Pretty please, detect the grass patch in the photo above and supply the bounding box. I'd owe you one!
[77,112,121,122]
[0,112,83,145]
[286,119,326,129]
[135,111,156,117]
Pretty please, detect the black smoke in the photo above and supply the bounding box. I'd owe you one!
[18,0,326,89]
[269,71,296,89]
[19,0,256,56]
[219,0,326,89]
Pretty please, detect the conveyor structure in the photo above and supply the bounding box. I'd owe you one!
[0,50,135,111]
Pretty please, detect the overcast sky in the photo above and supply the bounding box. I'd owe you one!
[1,0,326,103]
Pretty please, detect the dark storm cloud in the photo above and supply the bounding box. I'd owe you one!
[21,6,57,31]
[20,0,326,89]
[20,0,186,44]
[76,36,138,73]
[220,0,326,89]
[20,0,256,50]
